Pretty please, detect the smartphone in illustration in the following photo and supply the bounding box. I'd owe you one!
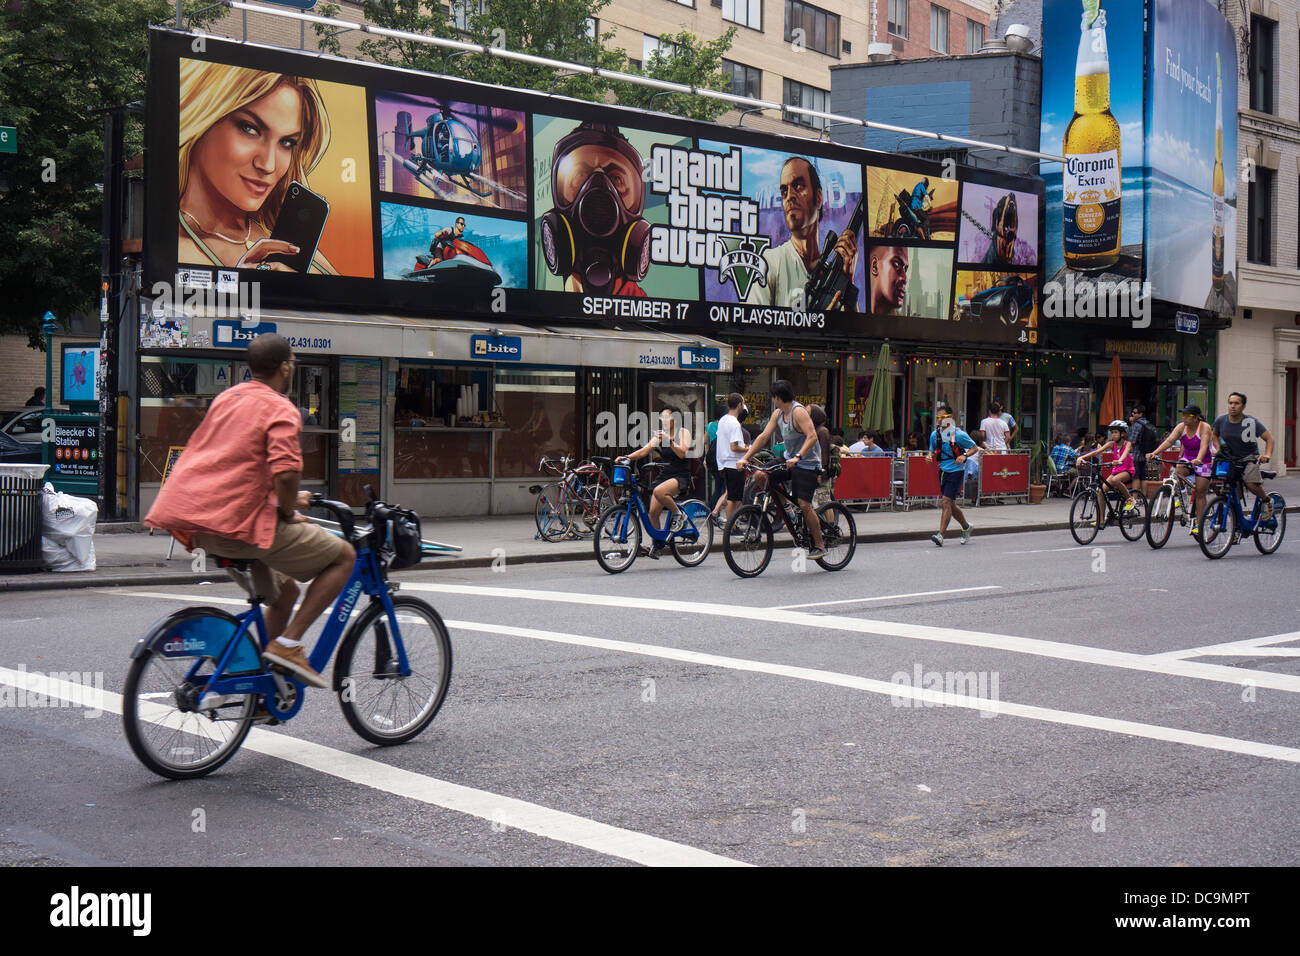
[264,181,330,273]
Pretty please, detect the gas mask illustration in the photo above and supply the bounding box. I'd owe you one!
[541,122,652,295]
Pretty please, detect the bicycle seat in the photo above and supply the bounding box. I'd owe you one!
[1262,470,1278,481]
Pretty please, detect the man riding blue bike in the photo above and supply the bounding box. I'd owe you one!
[145,333,354,689]
[1213,391,1276,522]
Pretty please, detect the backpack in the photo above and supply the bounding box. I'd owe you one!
[827,442,842,480]
[932,429,961,465]
[1136,419,1158,455]
[705,437,720,474]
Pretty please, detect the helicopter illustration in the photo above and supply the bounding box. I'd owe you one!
[390,97,527,203]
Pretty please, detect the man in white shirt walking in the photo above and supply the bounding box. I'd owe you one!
[979,403,1011,451]
[712,393,750,528]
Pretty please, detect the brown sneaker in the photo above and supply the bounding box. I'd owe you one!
[263,641,327,689]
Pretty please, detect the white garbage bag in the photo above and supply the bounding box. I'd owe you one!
[40,483,98,572]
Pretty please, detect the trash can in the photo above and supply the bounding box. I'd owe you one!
[0,464,49,570]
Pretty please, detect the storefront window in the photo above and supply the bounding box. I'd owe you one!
[395,363,492,426]
[395,431,491,479]
[138,357,229,482]
[493,369,577,478]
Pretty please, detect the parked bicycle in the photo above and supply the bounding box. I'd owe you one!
[1144,460,1199,549]
[592,459,711,573]
[1067,463,1148,545]
[122,490,452,779]
[722,460,857,578]
[532,455,619,542]
[1195,454,1286,559]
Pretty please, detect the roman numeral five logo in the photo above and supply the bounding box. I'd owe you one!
[716,235,771,299]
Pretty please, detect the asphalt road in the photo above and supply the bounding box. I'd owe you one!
[2,524,1299,867]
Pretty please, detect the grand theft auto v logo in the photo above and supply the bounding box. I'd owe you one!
[715,235,771,299]
[647,144,766,298]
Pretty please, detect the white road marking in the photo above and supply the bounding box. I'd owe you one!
[389,583,1300,695]
[0,664,746,868]
[1153,630,1300,661]
[771,586,1001,610]
[1003,547,1082,554]
[95,591,1300,765]
[0,619,42,626]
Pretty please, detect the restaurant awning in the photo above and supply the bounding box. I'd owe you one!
[149,308,732,373]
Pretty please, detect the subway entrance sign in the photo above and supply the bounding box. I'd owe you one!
[42,413,101,497]
[0,126,15,154]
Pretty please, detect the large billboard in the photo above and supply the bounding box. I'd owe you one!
[147,30,1043,346]
[1040,0,1238,316]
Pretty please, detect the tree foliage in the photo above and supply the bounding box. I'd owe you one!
[315,1,734,122]
[0,0,220,345]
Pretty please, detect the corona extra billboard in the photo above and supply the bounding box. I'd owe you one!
[1040,0,1238,317]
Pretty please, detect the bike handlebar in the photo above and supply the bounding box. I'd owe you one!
[309,494,356,539]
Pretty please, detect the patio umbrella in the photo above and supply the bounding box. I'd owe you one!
[1098,354,1124,428]
[861,343,895,435]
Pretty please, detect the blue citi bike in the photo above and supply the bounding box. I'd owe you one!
[1195,454,1286,559]
[592,459,713,572]
[123,490,452,779]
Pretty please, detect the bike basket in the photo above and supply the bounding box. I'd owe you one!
[612,464,631,486]
[387,509,423,570]
[1213,460,1232,479]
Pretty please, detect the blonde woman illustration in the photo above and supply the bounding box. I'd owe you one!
[178,60,337,274]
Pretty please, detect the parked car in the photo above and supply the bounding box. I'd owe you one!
[0,430,41,464]
[1,406,67,448]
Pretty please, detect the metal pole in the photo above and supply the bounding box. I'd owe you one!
[42,311,57,475]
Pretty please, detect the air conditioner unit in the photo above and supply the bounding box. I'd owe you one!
[842,40,851,54]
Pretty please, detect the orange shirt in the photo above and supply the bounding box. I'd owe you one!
[145,380,303,550]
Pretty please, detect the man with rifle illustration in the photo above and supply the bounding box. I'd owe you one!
[744,156,859,312]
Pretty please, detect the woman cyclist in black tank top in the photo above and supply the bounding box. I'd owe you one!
[618,408,693,555]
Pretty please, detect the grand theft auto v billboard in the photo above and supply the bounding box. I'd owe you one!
[145,29,1043,345]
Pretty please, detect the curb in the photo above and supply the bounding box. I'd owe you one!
[1,520,1077,593]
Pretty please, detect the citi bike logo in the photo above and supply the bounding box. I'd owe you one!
[163,637,207,653]
[337,581,363,624]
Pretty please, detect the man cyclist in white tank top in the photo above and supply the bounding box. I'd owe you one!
[736,379,827,558]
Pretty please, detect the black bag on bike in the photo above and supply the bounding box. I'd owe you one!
[386,508,423,570]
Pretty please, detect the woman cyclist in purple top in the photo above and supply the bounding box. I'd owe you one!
[1077,420,1139,516]
[1150,404,1216,535]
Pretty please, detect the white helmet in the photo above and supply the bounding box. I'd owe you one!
[1108,420,1128,431]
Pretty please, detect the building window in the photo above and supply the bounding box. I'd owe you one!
[887,0,907,38]
[930,5,949,54]
[447,0,483,34]
[1247,167,1274,265]
[1248,16,1275,113]
[643,34,679,64]
[783,77,830,130]
[722,0,762,31]
[784,1,840,58]
[723,59,762,99]
[628,58,642,71]
[966,18,984,53]
[583,17,597,43]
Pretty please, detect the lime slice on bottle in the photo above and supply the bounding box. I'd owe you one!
[1083,0,1100,27]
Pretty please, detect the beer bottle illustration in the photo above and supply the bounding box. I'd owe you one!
[1062,0,1121,271]
[1212,52,1225,293]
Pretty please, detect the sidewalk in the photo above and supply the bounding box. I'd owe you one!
[6,475,1300,592]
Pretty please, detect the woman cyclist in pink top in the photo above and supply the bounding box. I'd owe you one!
[1076,420,1139,515]
[1150,404,1216,535]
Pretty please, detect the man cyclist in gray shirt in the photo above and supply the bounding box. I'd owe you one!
[1213,391,1276,519]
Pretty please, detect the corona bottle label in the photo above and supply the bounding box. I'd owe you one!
[1063,3,1121,271]
[1212,52,1225,292]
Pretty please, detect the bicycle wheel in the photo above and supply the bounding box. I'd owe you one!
[1118,490,1147,542]
[1197,496,1235,559]
[1068,491,1100,545]
[1145,486,1175,549]
[594,505,640,573]
[723,504,774,578]
[534,483,570,542]
[335,596,452,745]
[122,608,259,780]
[1254,494,1287,555]
[671,499,713,567]
[814,502,857,571]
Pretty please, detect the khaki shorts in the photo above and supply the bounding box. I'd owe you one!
[193,519,348,601]
[1242,461,1264,485]
[812,478,835,512]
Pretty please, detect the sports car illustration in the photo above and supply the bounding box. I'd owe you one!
[963,275,1035,325]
